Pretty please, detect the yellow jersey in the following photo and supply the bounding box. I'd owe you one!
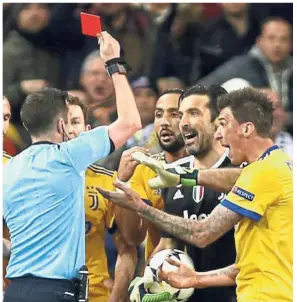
[221,146,292,302]
[129,153,165,260]
[85,164,117,302]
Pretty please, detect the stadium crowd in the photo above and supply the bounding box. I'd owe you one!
[3,3,293,302]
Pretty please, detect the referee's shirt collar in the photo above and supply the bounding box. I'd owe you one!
[31,141,56,146]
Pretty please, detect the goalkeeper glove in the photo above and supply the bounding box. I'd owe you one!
[128,267,176,302]
[131,152,199,189]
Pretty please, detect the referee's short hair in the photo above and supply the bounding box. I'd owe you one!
[21,87,69,136]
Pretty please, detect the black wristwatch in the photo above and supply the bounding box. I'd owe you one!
[105,63,128,77]
[105,57,131,77]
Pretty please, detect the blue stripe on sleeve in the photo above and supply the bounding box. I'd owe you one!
[221,199,262,222]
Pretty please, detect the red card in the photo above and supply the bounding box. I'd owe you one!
[80,12,101,37]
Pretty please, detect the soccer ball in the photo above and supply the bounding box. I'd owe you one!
[146,249,195,302]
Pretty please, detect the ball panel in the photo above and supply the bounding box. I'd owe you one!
[146,249,195,301]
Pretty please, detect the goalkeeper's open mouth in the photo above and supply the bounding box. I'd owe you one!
[183,131,198,146]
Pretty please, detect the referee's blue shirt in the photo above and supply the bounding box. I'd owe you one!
[3,126,111,280]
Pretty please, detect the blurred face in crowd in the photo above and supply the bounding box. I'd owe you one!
[261,89,287,138]
[145,4,170,14]
[134,87,157,127]
[179,95,216,157]
[91,3,127,16]
[215,107,247,165]
[66,104,91,139]
[17,4,50,33]
[3,97,11,138]
[221,3,249,16]
[80,56,115,109]
[257,20,292,65]
[154,93,184,153]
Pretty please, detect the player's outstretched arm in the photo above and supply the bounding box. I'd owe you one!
[132,151,242,193]
[158,259,238,289]
[98,32,142,149]
[98,183,242,249]
[108,230,137,302]
[198,168,242,193]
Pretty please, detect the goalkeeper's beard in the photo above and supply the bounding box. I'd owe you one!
[157,133,185,153]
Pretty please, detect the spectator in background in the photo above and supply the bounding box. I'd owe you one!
[149,3,204,86]
[261,88,293,158]
[3,3,15,41]
[80,51,116,126]
[200,17,292,134]
[3,3,60,125]
[200,3,261,76]
[157,77,185,94]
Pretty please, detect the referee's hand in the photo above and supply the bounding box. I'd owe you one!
[97,31,120,62]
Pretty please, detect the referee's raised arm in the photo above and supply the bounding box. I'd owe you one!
[98,31,142,149]
[60,31,142,173]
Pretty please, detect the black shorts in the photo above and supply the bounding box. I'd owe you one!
[4,276,76,302]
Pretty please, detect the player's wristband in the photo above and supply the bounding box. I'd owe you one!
[167,167,199,187]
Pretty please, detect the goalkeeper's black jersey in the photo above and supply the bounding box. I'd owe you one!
[161,149,236,302]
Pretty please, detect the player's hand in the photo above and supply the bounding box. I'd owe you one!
[97,31,120,62]
[131,152,199,189]
[158,258,197,289]
[118,147,151,182]
[21,79,49,94]
[103,278,114,291]
[129,270,176,302]
[96,182,147,212]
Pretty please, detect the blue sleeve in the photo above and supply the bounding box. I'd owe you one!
[60,126,111,173]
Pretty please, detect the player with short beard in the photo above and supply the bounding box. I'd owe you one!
[114,89,186,261]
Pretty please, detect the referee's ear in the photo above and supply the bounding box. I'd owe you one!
[57,119,63,135]
[22,122,28,132]
[86,124,91,131]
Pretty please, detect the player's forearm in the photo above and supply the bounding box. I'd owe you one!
[3,238,11,258]
[115,207,146,246]
[194,264,238,288]
[137,204,240,249]
[109,246,137,302]
[108,74,142,149]
[198,168,242,193]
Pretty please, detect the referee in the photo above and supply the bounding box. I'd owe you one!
[3,32,141,302]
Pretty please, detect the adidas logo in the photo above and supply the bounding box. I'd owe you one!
[173,189,184,200]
